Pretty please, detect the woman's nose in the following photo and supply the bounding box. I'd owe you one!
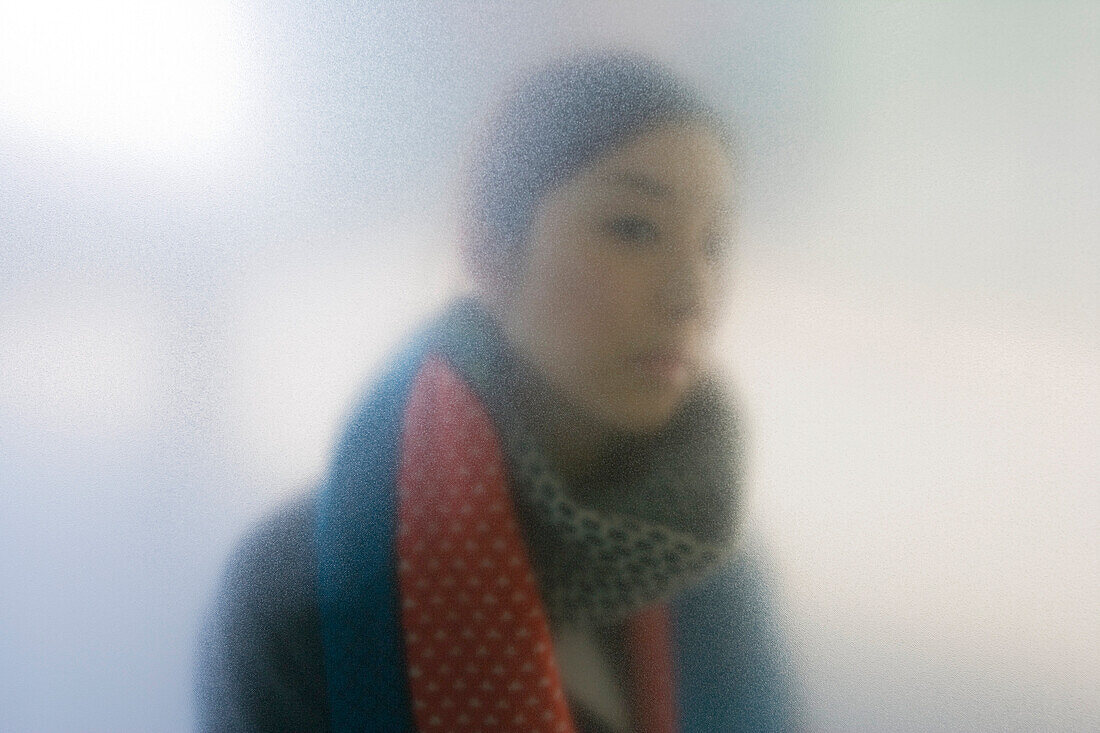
[656,247,709,324]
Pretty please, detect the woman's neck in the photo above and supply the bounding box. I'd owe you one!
[509,354,611,486]
[478,293,645,489]
[476,294,606,482]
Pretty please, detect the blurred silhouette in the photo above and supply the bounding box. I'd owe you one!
[195,52,798,732]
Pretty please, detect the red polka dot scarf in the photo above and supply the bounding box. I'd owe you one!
[315,298,790,732]
[391,291,745,730]
[397,355,690,732]
[428,300,743,630]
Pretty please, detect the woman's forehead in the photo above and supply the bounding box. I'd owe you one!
[578,126,736,211]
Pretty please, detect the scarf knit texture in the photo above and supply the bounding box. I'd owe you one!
[390,299,745,731]
[429,298,745,627]
[315,296,781,733]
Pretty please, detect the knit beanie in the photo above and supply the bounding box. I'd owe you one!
[463,51,730,290]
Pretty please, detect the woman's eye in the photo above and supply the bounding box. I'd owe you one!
[704,231,730,261]
[606,216,659,246]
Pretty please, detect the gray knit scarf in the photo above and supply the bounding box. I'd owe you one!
[431,297,745,627]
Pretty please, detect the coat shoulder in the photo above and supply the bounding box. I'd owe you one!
[194,492,330,732]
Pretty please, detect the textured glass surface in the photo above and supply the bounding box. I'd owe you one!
[1,3,1096,730]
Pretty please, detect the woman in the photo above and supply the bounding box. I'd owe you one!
[196,52,797,732]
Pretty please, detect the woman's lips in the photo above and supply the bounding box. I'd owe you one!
[631,348,692,386]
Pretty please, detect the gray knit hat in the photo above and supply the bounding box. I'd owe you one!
[463,52,730,289]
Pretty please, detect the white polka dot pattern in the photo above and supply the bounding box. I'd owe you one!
[396,356,576,732]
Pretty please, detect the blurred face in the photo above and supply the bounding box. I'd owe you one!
[498,122,735,433]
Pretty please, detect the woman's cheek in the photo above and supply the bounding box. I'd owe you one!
[559,247,625,353]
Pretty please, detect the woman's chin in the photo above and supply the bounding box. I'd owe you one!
[594,384,693,435]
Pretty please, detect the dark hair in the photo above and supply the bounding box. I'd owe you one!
[463,51,731,290]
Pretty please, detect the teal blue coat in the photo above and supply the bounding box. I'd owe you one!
[316,308,798,731]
